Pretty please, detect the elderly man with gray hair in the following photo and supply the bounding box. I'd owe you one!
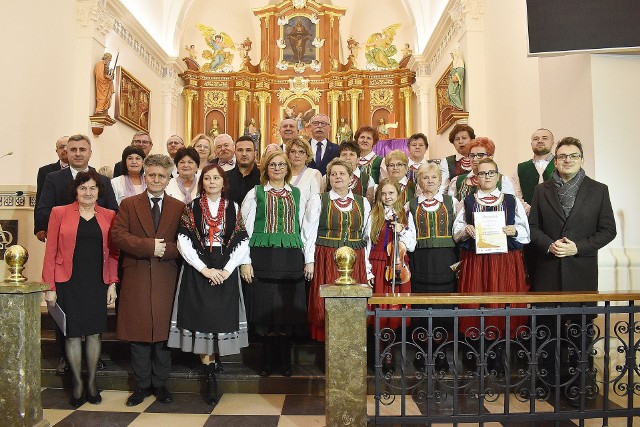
[212,133,236,171]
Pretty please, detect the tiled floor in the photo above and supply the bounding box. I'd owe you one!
[41,388,638,426]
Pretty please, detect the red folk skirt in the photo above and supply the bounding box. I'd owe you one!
[308,245,368,341]
[368,234,411,330]
[457,248,529,339]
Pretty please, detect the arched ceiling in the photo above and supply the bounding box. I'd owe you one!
[119,0,448,58]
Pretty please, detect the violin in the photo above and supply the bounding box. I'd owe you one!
[384,213,411,291]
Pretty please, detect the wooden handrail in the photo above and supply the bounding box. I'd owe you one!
[368,290,640,305]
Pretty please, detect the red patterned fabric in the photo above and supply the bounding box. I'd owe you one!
[368,226,411,330]
[308,245,367,341]
[457,248,529,338]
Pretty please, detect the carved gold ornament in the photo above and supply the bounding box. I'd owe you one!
[203,90,228,113]
[370,88,394,112]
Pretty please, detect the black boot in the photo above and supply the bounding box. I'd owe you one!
[259,336,275,377]
[279,335,292,377]
[203,364,220,405]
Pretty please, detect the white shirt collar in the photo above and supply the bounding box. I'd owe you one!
[329,189,355,201]
[311,139,328,147]
[476,188,502,199]
[69,166,89,178]
[265,182,293,192]
[147,191,165,201]
[455,153,467,160]
[353,168,362,178]
[417,192,443,203]
[533,153,554,163]
[408,158,424,168]
[361,151,376,161]
[398,176,408,186]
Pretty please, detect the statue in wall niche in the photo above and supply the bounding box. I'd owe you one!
[377,118,398,139]
[94,52,115,115]
[448,49,465,110]
[197,23,235,72]
[209,119,220,138]
[243,118,261,150]
[365,24,401,70]
[336,117,353,144]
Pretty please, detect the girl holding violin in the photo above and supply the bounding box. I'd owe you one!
[368,178,416,321]
[306,158,373,342]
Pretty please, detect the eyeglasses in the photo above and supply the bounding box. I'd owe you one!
[268,162,288,170]
[310,121,330,127]
[469,153,488,159]
[387,163,407,169]
[557,153,582,162]
[167,141,183,146]
[194,144,209,150]
[477,170,498,178]
[133,139,151,145]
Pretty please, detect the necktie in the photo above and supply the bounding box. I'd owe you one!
[151,197,161,231]
[315,141,322,166]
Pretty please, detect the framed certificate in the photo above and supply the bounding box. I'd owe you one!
[474,211,508,254]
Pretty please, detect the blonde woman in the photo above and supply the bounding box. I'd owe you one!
[191,134,214,170]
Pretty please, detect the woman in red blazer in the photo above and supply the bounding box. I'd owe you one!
[42,170,118,408]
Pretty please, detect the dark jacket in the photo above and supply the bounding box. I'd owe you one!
[528,176,616,292]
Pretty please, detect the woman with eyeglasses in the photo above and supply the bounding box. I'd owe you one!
[385,150,416,206]
[286,137,324,205]
[306,158,373,344]
[448,137,515,202]
[165,147,201,204]
[236,150,313,377]
[191,134,214,170]
[452,157,530,375]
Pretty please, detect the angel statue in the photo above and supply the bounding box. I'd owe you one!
[365,24,401,70]
[197,23,236,72]
[184,44,198,60]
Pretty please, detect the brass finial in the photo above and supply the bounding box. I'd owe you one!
[334,246,356,285]
[3,244,28,283]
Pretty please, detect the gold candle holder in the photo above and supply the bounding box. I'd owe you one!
[3,244,28,283]
[334,246,356,285]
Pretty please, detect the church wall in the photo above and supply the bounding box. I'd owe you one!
[0,0,79,186]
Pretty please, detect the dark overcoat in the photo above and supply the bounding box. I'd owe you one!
[528,175,616,292]
[111,192,185,342]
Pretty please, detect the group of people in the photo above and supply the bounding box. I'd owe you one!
[35,116,616,408]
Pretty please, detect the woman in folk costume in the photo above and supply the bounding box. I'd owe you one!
[408,163,459,373]
[325,141,375,203]
[168,163,248,406]
[448,137,515,202]
[453,158,530,375]
[385,150,417,207]
[306,158,373,342]
[238,150,314,377]
[355,125,385,184]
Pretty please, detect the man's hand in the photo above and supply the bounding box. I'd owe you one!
[154,238,166,258]
[549,237,578,257]
[107,284,117,305]
[36,231,47,242]
[44,290,57,306]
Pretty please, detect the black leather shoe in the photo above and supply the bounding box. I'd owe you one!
[153,386,173,404]
[69,395,86,408]
[86,392,102,405]
[56,357,69,375]
[126,388,151,406]
[97,358,107,371]
[213,360,223,374]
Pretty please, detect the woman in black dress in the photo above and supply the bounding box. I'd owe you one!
[42,171,118,407]
[168,163,248,405]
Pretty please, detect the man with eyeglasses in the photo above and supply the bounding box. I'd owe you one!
[113,131,154,178]
[165,135,185,177]
[512,128,555,215]
[529,137,616,400]
[308,114,339,175]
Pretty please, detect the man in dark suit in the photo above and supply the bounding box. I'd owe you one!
[35,136,69,233]
[111,154,184,407]
[113,131,153,178]
[529,137,616,400]
[308,114,339,175]
[35,134,118,242]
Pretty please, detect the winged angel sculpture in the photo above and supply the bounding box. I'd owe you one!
[197,23,235,72]
[365,24,401,70]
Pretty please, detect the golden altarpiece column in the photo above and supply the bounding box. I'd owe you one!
[180,0,415,156]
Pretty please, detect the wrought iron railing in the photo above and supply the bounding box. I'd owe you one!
[367,291,640,426]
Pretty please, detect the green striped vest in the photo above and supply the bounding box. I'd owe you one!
[409,196,456,248]
[249,185,303,248]
[315,192,366,249]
